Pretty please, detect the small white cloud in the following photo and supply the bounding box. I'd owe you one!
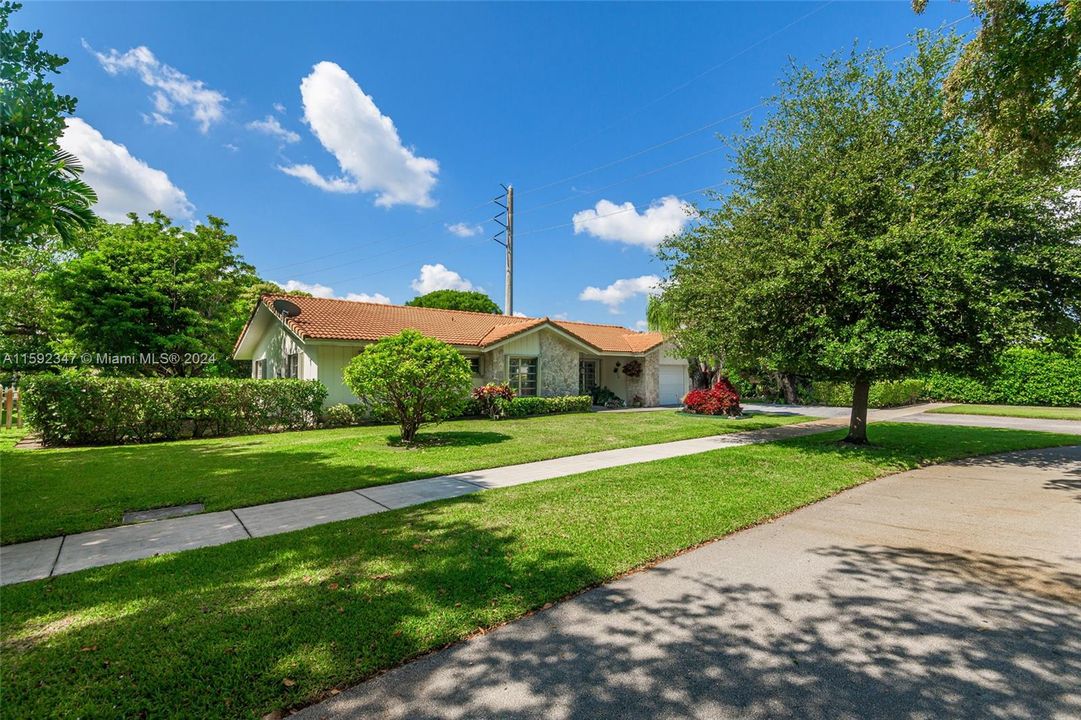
[223,143,239,152]
[551,312,569,321]
[280,61,438,208]
[572,196,693,250]
[141,112,174,127]
[279,279,335,298]
[276,279,391,304]
[447,222,483,238]
[273,102,286,114]
[512,311,528,318]
[246,115,300,144]
[59,117,193,222]
[579,275,661,313]
[410,263,480,294]
[86,42,227,133]
[345,292,391,304]
[634,320,649,331]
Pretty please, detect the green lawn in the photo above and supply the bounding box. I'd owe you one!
[1,423,1074,720]
[0,411,806,544]
[928,404,1081,421]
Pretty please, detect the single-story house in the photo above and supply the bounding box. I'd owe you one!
[234,294,691,406]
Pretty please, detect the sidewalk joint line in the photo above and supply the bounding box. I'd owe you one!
[231,510,253,539]
[354,490,391,510]
[48,535,66,577]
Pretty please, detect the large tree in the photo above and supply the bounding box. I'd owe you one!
[0,1,96,255]
[659,34,1081,443]
[50,213,263,376]
[405,289,502,314]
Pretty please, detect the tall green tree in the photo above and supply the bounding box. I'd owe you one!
[915,0,1080,170]
[405,289,502,314]
[0,1,96,254]
[51,213,263,376]
[659,34,1081,443]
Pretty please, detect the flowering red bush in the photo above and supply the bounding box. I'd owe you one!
[682,377,742,416]
[471,383,516,418]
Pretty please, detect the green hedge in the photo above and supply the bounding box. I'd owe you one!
[804,379,928,408]
[922,349,1081,407]
[22,375,327,446]
[507,395,592,417]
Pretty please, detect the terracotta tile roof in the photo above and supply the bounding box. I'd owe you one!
[250,294,666,354]
[552,320,665,354]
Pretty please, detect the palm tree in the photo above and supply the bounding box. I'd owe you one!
[47,149,97,245]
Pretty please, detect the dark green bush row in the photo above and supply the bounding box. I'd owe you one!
[508,395,593,417]
[922,349,1081,406]
[804,379,928,408]
[22,374,327,446]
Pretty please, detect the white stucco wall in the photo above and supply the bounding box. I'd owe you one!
[250,324,313,380]
[309,343,365,405]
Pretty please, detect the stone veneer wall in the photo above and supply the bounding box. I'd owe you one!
[482,346,506,384]
[624,349,661,406]
[539,332,580,397]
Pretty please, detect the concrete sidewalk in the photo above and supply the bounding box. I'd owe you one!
[295,444,1081,720]
[0,418,842,586]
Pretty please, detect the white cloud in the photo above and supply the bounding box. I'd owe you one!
[512,311,528,318]
[223,143,239,152]
[59,117,193,222]
[345,292,391,304]
[579,275,661,313]
[86,42,227,133]
[273,102,286,114]
[447,222,483,238]
[572,196,693,250]
[634,320,649,331]
[142,112,174,127]
[246,115,300,144]
[280,61,439,207]
[410,263,480,294]
[277,280,391,304]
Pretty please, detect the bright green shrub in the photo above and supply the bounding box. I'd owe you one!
[922,348,1081,406]
[343,330,471,443]
[321,403,367,428]
[507,395,592,417]
[804,379,927,408]
[21,375,327,446]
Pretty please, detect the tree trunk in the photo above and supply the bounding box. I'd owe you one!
[690,359,716,390]
[779,373,800,404]
[844,380,870,444]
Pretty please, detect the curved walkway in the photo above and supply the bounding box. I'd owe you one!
[297,443,1081,720]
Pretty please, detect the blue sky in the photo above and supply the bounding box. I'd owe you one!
[24,1,974,328]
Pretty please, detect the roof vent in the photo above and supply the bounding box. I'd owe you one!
[273,298,302,318]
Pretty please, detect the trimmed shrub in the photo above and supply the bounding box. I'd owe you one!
[507,395,592,418]
[21,374,327,446]
[683,378,742,416]
[804,379,927,408]
[590,386,621,406]
[923,348,1081,406]
[321,403,369,428]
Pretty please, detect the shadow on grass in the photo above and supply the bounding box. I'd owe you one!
[0,496,597,718]
[313,544,1081,720]
[382,431,512,449]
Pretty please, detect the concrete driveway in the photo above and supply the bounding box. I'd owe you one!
[297,444,1081,720]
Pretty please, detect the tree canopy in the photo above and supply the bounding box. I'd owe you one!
[915,0,1080,171]
[405,289,502,314]
[658,34,1081,442]
[50,213,263,376]
[0,1,96,255]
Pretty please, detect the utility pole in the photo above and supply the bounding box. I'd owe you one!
[493,184,514,315]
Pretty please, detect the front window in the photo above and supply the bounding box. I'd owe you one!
[508,357,537,396]
[467,356,482,376]
[284,352,299,379]
[579,360,598,394]
[253,358,267,379]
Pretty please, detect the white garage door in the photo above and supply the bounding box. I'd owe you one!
[659,365,688,406]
